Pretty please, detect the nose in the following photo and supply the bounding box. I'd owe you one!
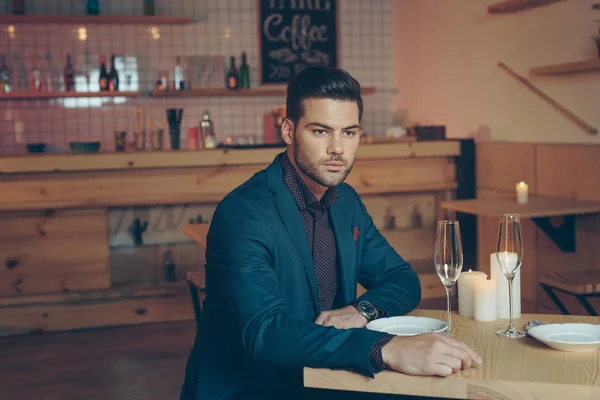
[327,133,344,156]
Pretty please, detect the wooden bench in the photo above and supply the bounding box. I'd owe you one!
[539,270,600,315]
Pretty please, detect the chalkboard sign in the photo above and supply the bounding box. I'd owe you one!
[259,0,337,84]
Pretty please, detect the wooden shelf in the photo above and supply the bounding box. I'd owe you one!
[487,0,566,13]
[0,91,141,101]
[0,14,192,25]
[529,59,600,76]
[150,87,377,98]
[0,141,460,174]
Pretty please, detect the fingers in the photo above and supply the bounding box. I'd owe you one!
[438,355,462,373]
[439,335,482,365]
[430,363,454,377]
[314,312,329,326]
[443,346,472,370]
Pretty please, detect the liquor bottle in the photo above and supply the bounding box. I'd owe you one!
[44,51,60,92]
[12,0,25,14]
[87,0,100,15]
[63,54,75,92]
[30,54,42,92]
[108,54,119,91]
[240,51,250,89]
[163,249,177,282]
[173,56,185,90]
[200,110,217,149]
[226,56,239,90]
[98,55,109,91]
[143,0,155,16]
[0,54,12,93]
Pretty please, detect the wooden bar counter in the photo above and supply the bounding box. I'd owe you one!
[305,309,600,399]
[0,141,462,335]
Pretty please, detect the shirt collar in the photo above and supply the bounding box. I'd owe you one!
[281,152,338,211]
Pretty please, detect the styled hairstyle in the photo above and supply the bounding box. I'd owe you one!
[285,66,363,125]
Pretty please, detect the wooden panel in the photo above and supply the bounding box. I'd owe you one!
[540,270,600,295]
[0,210,110,296]
[0,282,195,336]
[536,144,600,201]
[0,158,456,212]
[305,309,600,399]
[475,190,538,305]
[109,242,205,286]
[346,157,456,195]
[0,142,460,174]
[530,59,600,76]
[476,142,537,194]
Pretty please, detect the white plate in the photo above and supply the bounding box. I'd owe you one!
[366,316,448,336]
[528,323,600,352]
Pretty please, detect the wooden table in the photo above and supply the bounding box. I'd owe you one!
[183,223,210,247]
[441,195,600,253]
[441,195,600,219]
[304,309,600,399]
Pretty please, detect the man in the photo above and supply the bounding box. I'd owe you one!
[180,66,481,400]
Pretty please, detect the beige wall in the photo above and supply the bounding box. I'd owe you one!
[391,0,600,144]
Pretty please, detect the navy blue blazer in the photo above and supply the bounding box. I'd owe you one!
[180,153,421,399]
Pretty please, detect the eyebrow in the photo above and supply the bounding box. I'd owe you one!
[305,122,361,131]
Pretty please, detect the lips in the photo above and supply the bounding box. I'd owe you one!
[324,162,345,172]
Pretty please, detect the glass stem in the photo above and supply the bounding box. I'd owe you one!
[445,287,452,336]
[507,276,514,331]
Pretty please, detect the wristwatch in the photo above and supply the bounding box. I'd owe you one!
[353,300,379,322]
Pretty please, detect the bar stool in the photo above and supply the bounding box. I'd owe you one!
[539,270,600,316]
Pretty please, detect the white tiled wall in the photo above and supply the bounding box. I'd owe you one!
[0,0,394,155]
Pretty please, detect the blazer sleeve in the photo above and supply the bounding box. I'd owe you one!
[353,192,422,316]
[206,195,387,378]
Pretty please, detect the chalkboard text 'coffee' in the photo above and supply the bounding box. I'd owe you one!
[260,0,337,83]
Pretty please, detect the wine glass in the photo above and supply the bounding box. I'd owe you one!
[434,220,463,337]
[495,213,525,338]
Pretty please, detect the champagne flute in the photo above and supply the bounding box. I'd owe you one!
[495,214,525,338]
[434,220,463,337]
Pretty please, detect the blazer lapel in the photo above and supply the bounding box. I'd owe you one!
[267,154,320,314]
[329,198,357,305]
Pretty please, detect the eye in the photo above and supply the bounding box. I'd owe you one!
[313,129,328,136]
[344,131,357,137]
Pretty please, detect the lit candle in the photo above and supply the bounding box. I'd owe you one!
[474,278,497,322]
[490,252,521,319]
[458,269,488,318]
[516,181,529,204]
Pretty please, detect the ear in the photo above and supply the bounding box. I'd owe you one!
[281,118,294,145]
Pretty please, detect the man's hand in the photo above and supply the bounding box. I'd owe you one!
[382,333,482,377]
[314,305,368,329]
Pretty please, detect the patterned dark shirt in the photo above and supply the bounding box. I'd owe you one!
[280,152,392,372]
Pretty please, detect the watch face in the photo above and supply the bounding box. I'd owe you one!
[358,301,377,320]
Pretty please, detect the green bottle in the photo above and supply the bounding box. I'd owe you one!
[240,52,250,89]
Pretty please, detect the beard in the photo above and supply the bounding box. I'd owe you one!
[293,136,355,188]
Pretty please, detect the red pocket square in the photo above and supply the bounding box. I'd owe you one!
[352,226,360,242]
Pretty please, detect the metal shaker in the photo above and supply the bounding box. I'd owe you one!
[200,110,217,149]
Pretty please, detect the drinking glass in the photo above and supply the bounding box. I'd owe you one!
[495,214,525,338]
[434,220,463,337]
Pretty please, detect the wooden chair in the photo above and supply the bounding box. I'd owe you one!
[539,270,600,316]
[183,223,210,325]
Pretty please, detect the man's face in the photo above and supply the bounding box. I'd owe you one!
[288,98,361,188]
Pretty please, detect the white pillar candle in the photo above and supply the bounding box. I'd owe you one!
[490,252,521,319]
[457,269,488,318]
[516,181,529,204]
[474,279,497,322]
